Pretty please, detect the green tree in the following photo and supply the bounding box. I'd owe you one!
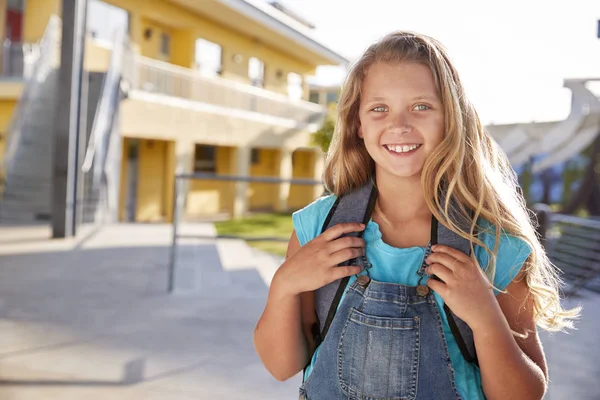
[311,104,337,153]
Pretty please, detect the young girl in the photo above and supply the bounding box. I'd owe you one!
[253,31,579,400]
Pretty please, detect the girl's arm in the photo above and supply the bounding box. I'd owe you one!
[476,272,548,400]
[253,225,365,381]
[425,247,547,400]
[253,231,315,381]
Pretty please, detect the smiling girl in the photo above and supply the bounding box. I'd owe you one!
[253,31,578,400]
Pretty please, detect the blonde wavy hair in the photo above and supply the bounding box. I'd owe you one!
[324,31,579,332]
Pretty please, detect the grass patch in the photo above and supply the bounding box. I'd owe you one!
[214,213,294,257]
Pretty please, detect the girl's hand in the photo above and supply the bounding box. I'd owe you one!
[425,244,498,331]
[273,223,366,297]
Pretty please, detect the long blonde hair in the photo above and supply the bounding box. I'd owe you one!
[324,31,579,331]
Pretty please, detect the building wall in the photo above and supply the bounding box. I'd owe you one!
[16,0,316,96]
[135,139,170,221]
[0,97,20,168]
[187,145,236,216]
[249,148,280,210]
[289,149,318,210]
[22,0,60,42]
[102,0,315,98]
[119,137,175,222]
[8,0,327,221]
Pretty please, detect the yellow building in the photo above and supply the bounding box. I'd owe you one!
[309,82,341,107]
[0,0,347,222]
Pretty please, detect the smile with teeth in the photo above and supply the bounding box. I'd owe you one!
[384,144,422,153]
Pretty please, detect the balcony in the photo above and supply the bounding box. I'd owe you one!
[130,55,325,128]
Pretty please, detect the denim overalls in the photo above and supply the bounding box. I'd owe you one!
[299,244,463,400]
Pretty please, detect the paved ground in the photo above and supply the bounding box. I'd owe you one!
[0,223,300,400]
[0,223,598,399]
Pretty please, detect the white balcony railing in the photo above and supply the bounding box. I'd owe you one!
[131,55,325,124]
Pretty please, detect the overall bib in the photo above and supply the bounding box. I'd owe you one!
[300,246,463,400]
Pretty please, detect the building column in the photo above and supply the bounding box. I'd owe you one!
[277,148,293,212]
[0,0,6,75]
[313,150,326,198]
[172,140,194,221]
[233,146,250,219]
[51,0,87,238]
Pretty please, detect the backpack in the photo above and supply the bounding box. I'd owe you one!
[312,180,479,366]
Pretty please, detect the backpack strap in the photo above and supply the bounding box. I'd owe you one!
[313,181,377,347]
[310,181,478,366]
[432,200,479,365]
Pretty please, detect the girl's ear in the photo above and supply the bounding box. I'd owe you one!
[358,124,364,139]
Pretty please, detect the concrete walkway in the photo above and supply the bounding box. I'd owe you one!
[0,223,598,399]
[0,223,300,400]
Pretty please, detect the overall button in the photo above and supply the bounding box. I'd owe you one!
[417,284,429,296]
[357,275,371,287]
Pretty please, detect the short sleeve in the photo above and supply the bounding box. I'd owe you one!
[475,221,532,294]
[291,195,337,246]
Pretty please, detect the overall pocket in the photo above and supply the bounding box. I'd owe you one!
[338,307,420,400]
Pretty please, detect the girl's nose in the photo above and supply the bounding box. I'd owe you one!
[387,112,412,135]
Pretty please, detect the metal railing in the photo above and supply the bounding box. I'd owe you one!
[1,16,60,184]
[535,205,600,296]
[80,26,129,226]
[132,55,325,123]
[168,173,324,293]
[2,40,26,77]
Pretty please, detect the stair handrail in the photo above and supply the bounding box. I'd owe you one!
[1,15,61,185]
[81,25,128,181]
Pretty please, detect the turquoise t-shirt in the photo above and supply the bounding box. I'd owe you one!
[292,195,531,400]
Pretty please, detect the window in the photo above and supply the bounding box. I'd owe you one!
[326,91,338,105]
[309,91,320,104]
[87,0,129,43]
[194,145,217,173]
[251,148,261,165]
[195,38,222,76]
[7,0,24,10]
[287,72,303,100]
[160,33,170,57]
[249,57,265,87]
[5,0,24,42]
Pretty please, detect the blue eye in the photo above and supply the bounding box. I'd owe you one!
[372,106,387,112]
[414,104,431,111]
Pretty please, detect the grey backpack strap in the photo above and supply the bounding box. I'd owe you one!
[433,200,478,365]
[314,181,377,346]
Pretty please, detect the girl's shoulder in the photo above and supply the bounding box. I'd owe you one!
[474,219,532,294]
[292,194,338,246]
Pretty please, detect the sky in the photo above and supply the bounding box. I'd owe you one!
[271,0,600,125]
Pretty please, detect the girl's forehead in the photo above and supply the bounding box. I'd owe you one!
[361,62,439,96]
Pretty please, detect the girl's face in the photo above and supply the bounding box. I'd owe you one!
[358,62,445,180]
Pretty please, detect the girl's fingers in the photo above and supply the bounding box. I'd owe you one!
[327,265,363,283]
[426,252,463,272]
[330,247,364,266]
[425,263,455,284]
[426,276,448,297]
[321,223,366,242]
[327,236,365,255]
[431,245,471,264]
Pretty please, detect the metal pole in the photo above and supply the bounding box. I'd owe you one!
[168,175,182,293]
[52,0,88,238]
